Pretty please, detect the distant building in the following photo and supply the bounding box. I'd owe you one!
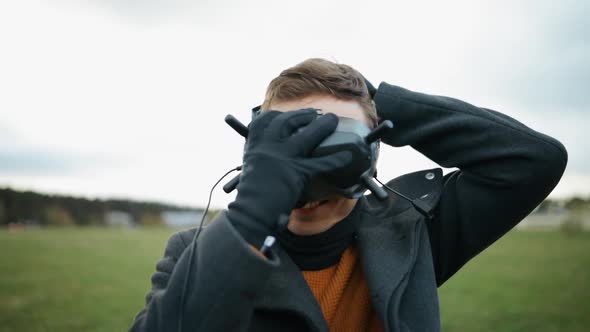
[517,207,590,231]
[105,211,134,227]
[161,210,205,228]
[517,210,566,230]
[7,222,25,232]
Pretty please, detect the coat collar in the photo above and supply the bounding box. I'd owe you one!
[255,169,442,331]
[256,196,423,332]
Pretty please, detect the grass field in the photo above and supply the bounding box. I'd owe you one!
[0,228,588,332]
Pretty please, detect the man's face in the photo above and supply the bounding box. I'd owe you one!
[269,94,371,235]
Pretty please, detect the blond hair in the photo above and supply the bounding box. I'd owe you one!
[261,58,378,128]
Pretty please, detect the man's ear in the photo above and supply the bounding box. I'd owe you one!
[251,105,262,120]
[362,76,377,98]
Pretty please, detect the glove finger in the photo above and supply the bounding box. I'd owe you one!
[248,111,282,141]
[265,109,318,139]
[303,150,353,175]
[290,113,339,155]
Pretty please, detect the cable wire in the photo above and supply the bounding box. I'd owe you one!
[374,177,433,220]
[177,165,242,332]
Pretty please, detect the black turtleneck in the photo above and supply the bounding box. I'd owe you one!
[276,202,362,271]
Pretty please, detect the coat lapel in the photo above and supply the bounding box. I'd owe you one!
[356,201,421,331]
[256,246,329,332]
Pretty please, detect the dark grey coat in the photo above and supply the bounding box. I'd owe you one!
[129,83,567,332]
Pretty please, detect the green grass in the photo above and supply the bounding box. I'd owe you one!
[0,227,176,332]
[438,231,590,332]
[0,228,589,332]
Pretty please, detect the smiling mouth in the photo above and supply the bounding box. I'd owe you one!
[300,199,330,209]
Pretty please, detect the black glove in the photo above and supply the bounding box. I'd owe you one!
[227,109,353,247]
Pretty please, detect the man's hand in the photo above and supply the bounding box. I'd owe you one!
[227,109,353,246]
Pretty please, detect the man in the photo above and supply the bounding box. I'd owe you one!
[130,58,567,331]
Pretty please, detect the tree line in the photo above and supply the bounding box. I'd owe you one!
[0,187,202,226]
[1,186,589,227]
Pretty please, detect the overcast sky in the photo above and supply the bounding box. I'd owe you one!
[0,0,588,208]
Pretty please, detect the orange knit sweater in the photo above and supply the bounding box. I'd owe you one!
[301,245,384,332]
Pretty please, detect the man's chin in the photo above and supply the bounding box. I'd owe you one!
[286,215,328,235]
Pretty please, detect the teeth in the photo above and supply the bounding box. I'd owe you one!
[303,201,321,209]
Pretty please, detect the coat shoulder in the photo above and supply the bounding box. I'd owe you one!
[163,227,198,259]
